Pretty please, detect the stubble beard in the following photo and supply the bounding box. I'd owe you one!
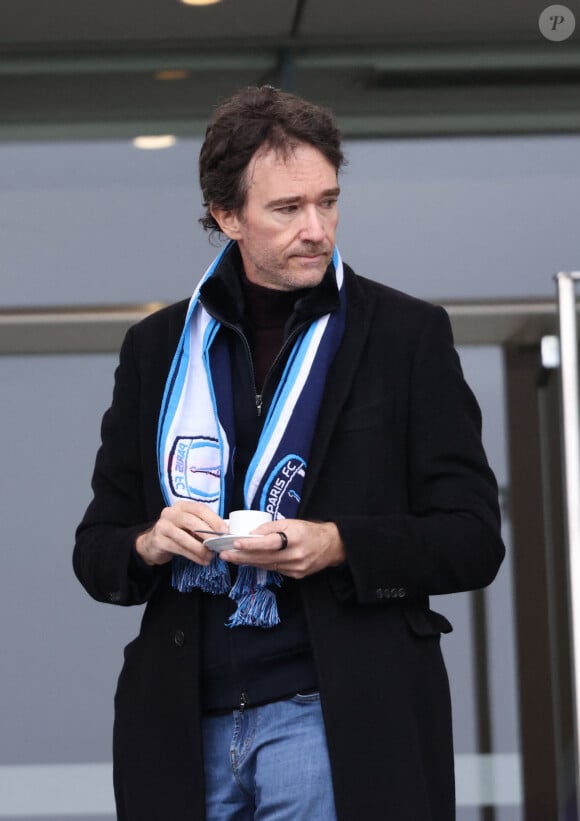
[259,247,331,292]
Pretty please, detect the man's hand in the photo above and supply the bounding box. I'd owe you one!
[220,520,346,579]
[135,501,227,567]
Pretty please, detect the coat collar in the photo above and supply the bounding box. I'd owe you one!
[199,241,340,338]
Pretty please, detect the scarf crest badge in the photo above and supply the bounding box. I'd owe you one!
[157,242,346,627]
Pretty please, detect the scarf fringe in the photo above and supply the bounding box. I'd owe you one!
[172,554,231,595]
[226,566,282,628]
[229,565,282,598]
[226,586,281,628]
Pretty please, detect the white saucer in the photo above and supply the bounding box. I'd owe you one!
[204,534,263,552]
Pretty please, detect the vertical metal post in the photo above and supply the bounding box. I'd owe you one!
[556,271,580,816]
[506,343,559,816]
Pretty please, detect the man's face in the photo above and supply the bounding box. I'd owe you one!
[212,142,340,291]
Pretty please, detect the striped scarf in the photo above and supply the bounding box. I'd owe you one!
[157,242,345,627]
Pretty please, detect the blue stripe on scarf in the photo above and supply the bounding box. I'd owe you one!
[250,283,346,519]
[156,244,230,504]
[208,332,236,516]
[202,319,226,515]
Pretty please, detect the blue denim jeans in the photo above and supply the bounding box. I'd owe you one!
[201,692,338,820]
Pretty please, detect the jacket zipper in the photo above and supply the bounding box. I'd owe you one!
[220,320,308,420]
[253,325,308,418]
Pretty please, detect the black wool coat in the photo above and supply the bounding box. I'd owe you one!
[74,264,505,821]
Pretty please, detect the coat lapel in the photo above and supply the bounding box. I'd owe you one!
[300,267,374,513]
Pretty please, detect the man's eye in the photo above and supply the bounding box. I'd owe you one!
[277,205,298,214]
[321,199,337,209]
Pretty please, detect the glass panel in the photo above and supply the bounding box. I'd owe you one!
[443,347,522,820]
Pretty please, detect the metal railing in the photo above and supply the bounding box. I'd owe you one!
[0,297,567,354]
[557,272,580,818]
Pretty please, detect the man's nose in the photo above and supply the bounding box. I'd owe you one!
[299,206,326,242]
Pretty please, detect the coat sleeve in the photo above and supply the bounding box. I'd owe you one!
[329,305,505,604]
[73,325,166,606]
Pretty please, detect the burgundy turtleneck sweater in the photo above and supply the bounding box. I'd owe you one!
[240,274,306,392]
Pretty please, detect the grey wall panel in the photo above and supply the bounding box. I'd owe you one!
[2,135,580,308]
[0,354,143,766]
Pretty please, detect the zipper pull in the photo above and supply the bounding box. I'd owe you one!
[239,691,248,712]
[256,394,262,417]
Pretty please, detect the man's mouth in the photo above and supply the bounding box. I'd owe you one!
[292,249,327,260]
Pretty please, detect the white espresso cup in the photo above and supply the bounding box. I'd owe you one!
[228,509,272,536]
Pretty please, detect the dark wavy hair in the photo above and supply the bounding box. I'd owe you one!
[199,86,345,235]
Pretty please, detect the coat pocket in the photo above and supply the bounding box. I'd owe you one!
[404,606,453,637]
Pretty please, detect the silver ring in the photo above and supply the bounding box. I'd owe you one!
[277,531,288,551]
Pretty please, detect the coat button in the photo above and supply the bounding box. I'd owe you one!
[173,629,185,647]
[375,588,384,599]
[397,588,407,598]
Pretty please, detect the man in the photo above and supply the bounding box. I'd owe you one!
[74,85,505,821]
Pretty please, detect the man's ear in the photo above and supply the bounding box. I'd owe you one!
[210,207,243,240]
